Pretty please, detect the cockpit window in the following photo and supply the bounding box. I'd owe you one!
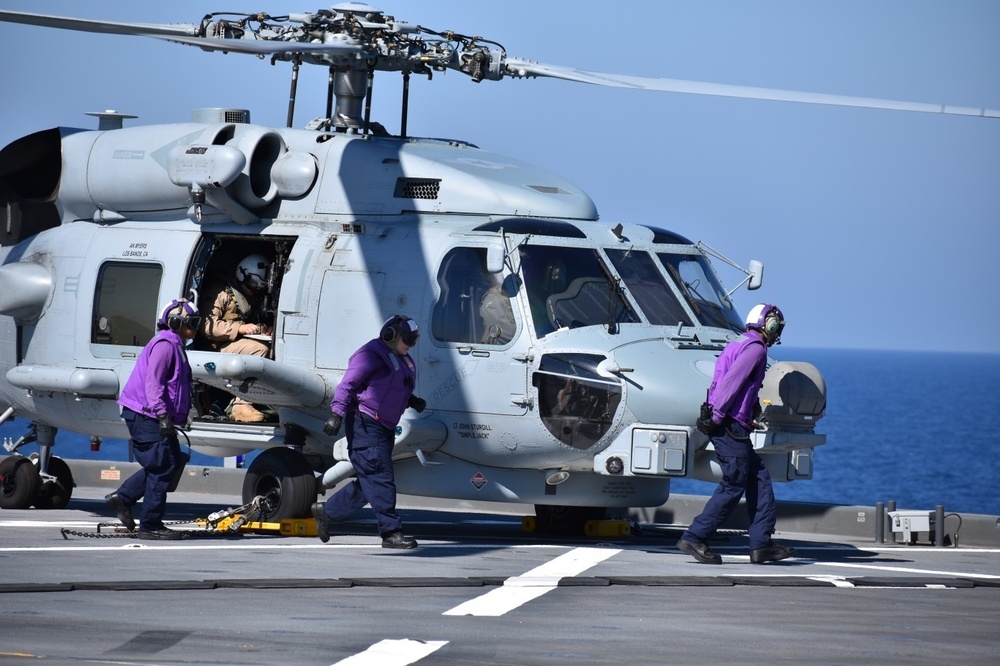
[605,249,693,327]
[518,245,638,338]
[432,247,517,345]
[656,253,744,331]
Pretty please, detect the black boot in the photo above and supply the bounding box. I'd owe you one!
[676,536,722,564]
[750,543,796,564]
[311,502,331,543]
[381,531,417,549]
[105,492,135,531]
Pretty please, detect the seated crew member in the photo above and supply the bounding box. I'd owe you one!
[200,253,273,423]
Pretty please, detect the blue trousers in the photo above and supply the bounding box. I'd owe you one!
[683,420,777,550]
[322,411,403,537]
[117,408,182,531]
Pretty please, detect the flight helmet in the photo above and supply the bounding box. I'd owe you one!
[745,303,784,346]
[380,314,420,346]
[236,254,269,292]
[158,298,201,332]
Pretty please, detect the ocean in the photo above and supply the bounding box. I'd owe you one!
[2,348,997,516]
[671,348,1000,516]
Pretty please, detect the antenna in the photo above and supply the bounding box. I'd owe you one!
[84,110,137,131]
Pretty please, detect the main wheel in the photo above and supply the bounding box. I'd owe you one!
[0,456,41,510]
[242,447,316,521]
[534,504,607,536]
[33,456,76,509]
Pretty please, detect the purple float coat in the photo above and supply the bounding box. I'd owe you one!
[331,338,416,430]
[708,330,768,429]
[117,330,192,423]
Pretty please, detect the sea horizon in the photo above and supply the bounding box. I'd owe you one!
[3,347,997,516]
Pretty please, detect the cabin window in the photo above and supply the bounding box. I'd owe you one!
[432,247,516,345]
[91,262,162,346]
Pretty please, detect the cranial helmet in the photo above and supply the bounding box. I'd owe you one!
[380,314,420,346]
[745,303,785,345]
[158,298,200,332]
[236,254,269,291]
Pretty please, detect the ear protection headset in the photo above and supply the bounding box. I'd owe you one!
[159,298,201,332]
[745,303,784,344]
[380,315,419,346]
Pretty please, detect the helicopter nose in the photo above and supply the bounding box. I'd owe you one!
[607,341,715,428]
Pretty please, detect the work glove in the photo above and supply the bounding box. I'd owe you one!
[157,414,176,437]
[696,417,720,436]
[696,401,717,436]
[323,413,343,436]
[408,395,427,413]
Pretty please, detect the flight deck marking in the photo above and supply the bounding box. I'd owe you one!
[815,561,1000,579]
[805,575,855,588]
[0,542,570,553]
[443,546,621,617]
[331,639,448,666]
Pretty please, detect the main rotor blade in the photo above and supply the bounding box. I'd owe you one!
[506,59,1000,119]
[150,34,366,58]
[0,11,366,59]
[0,10,198,38]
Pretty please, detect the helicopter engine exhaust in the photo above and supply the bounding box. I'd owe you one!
[1,118,290,227]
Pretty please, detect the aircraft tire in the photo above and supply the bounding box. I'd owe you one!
[32,456,75,510]
[533,504,607,536]
[0,455,42,510]
[242,447,316,521]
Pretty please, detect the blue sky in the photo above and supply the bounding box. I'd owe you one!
[2,1,998,353]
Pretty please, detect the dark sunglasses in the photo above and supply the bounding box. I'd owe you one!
[401,332,419,346]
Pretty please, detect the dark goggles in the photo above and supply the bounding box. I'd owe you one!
[166,314,201,331]
[401,332,419,346]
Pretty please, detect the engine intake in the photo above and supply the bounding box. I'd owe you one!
[759,361,826,431]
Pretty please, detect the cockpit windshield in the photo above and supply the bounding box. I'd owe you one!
[656,253,744,331]
[605,249,693,327]
[519,245,638,338]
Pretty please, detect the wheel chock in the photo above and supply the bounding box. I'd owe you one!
[583,519,632,538]
[277,518,318,537]
[198,515,318,536]
[521,516,632,537]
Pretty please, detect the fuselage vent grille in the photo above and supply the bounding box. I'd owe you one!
[394,178,441,200]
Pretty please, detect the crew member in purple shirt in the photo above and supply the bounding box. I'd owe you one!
[312,315,427,549]
[676,303,796,565]
[105,299,199,540]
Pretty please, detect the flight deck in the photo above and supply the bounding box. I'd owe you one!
[1,463,997,665]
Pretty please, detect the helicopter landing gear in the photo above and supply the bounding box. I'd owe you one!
[0,455,41,509]
[241,447,316,522]
[533,504,608,536]
[31,455,75,509]
[1,422,76,509]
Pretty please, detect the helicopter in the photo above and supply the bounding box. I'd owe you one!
[0,4,991,530]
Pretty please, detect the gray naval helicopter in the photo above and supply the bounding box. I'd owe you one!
[2,4,986,530]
